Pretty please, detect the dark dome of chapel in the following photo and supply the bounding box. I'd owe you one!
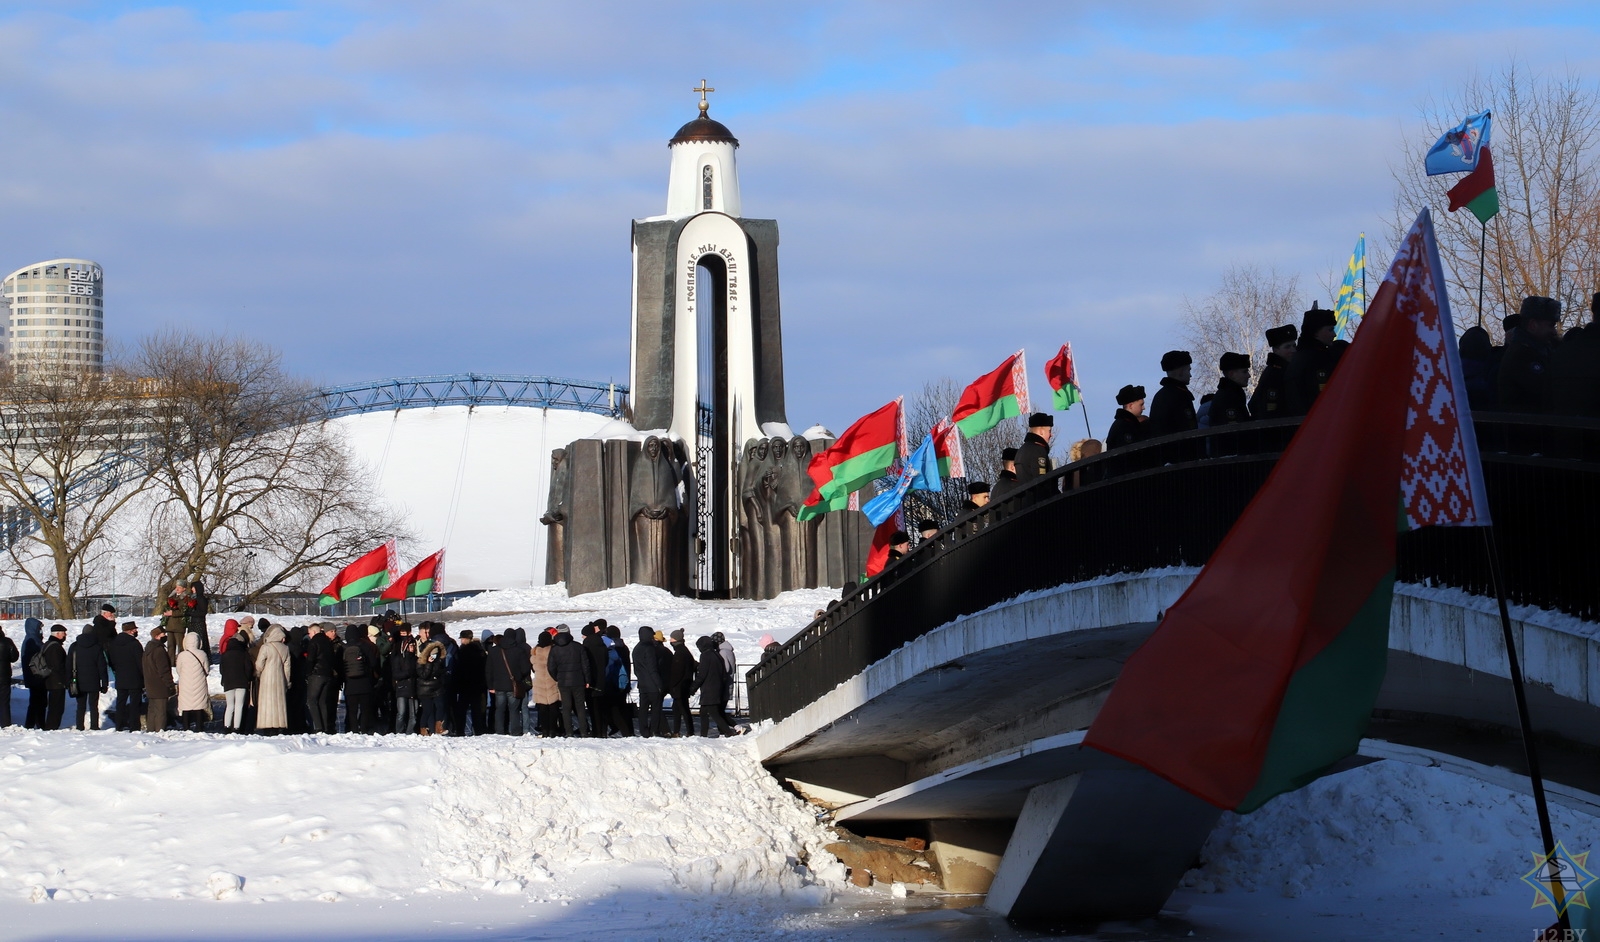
[670,114,739,147]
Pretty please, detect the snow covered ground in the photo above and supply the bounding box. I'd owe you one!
[0,584,1593,939]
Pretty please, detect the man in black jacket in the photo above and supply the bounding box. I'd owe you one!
[694,635,738,737]
[41,624,70,730]
[107,621,145,732]
[667,629,696,736]
[547,624,593,737]
[582,622,610,736]
[142,625,174,732]
[1106,385,1149,450]
[1148,351,1197,437]
[1285,304,1339,416]
[1249,325,1297,419]
[91,604,118,647]
[485,629,525,735]
[451,630,488,736]
[390,630,419,735]
[306,624,340,734]
[1012,413,1055,496]
[988,448,1020,502]
[1499,296,1559,413]
[0,626,16,728]
[633,627,670,738]
[1210,352,1252,427]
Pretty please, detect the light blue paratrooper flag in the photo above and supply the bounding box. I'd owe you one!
[1334,233,1366,342]
[1425,109,1491,176]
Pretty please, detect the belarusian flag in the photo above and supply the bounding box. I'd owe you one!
[1084,209,1488,812]
[1045,343,1082,411]
[378,549,445,601]
[931,417,964,479]
[1447,145,1499,224]
[864,514,901,579]
[318,540,397,607]
[799,399,904,520]
[952,351,1030,438]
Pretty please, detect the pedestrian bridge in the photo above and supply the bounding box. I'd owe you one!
[746,415,1600,923]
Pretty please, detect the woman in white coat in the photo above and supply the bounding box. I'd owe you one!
[253,625,292,735]
[176,632,211,731]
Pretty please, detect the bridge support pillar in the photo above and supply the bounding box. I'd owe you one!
[927,820,1012,895]
[984,768,1221,923]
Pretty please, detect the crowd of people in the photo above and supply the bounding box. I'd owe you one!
[0,605,756,739]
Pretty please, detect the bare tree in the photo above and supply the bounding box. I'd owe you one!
[0,364,156,616]
[1180,264,1306,389]
[1394,62,1600,336]
[133,330,408,603]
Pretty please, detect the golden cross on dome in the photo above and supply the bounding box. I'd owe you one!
[693,79,715,115]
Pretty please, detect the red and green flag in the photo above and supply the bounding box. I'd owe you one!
[1084,209,1488,813]
[378,549,445,601]
[318,540,397,607]
[952,351,1030,438]
[931,417,964,479]
[1447,145,1499,224]
[1045,343,1082,411]
[799,399,905,520]
[864,514,902,579]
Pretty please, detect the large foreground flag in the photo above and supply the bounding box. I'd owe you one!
[378,549,445,602]
[1425,109,1491,175]
[319,540,398,607]
[799,399,904,520]
[1447,145,1500,224]
[1334,234,1366,342]
[952,351,1030,438]
[1084,209,1488,813]
[1045,344,1082,411]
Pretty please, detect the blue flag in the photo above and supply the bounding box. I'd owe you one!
[862,435,937,525]
[1334,233,1365,342]
[1425,110,1491,176]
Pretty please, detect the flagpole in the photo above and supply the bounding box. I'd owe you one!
[1477,219,1488,330]
[1481,525,1570,931]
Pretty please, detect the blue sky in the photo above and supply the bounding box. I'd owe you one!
[3,2,1600,434]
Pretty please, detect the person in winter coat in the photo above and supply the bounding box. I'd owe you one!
[516,628,537,735]
[581,623,610,736]
[485,628,528,735]
[68,625,109,731]
[694,635,737,737]
[21,618,46,728]
[38,624,70,730]
[598,631,632,737]
[1105,386,1149,450]
[107,622,144,731]
[633,626,669,738]
[1210,353,1252,427]
[1285,305,1340,416]
[1011,414,1056,494]
[416,630,449,736]
[1499,296,1559,414]
[667,629,696,736]
[219,621,254,732]
[176,631,211,732]
[161,580,193,661]
[186,575,212,655]
[0,625,17,728]
[341,624,380,734]
[286,625,310,732]
[531,630,561,736]
[253,625,291,736]
[390,631,419,735]
[1249,325,1297,419]
[142,625,174,732]
[306,623,340,734]
[1148,351,1198,437]
[547,624,593,737]
[450,630,487,736]
[91,604,118,647]
[713,631,737,712]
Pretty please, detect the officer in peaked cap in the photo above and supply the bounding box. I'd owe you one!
[1106,384,1149,450]
[1286,302,1339,415]
[1148,350,1197,438]
[1211,352,1253,427]
[1250,324,1297,419]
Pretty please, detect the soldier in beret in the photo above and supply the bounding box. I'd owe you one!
[1012,413,1055,494]
[1249,324,1296,419]
[1285,303,1338,416]
[1211,352,1252,427]
[1106,384,1149,450]
[1148,350,1197,438]
[990,446,1020,501]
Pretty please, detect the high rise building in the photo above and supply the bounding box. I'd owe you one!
[1,258,106,375]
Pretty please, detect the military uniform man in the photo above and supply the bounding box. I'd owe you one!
[1106,385,1149,449]
[962,481,990,511]
[1249,324,1296,419]
[1285,304,1339,416]
[989,447,1020,501]
[1012,413,1055,492]
[1498,296,1560,413]
[1210,352,1252,426]
[1147,350,1197,437]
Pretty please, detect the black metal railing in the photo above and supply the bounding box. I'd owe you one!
[747,414,1600,724]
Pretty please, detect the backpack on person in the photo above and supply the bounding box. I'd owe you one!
[605,645,630,693]
[28,649,51,678]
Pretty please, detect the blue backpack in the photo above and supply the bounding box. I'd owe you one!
[604,641,630,693]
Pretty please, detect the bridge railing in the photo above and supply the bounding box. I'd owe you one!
[746,414,1600,724]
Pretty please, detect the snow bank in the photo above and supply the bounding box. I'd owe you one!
[1185,760,1595,900]
[0,730,843,905]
